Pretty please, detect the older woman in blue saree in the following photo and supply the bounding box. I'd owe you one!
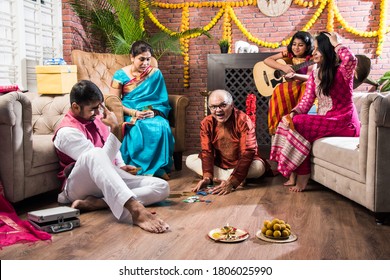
[110,41,174,180]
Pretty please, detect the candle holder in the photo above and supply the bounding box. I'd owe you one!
[199,90,212,117]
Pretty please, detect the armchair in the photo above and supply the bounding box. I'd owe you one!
[0,91,69,203]
[71,50,190,170]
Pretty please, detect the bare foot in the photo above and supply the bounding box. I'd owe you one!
[159,173,170,181]
[289,174,310,192]
[238,179,246,188]
[284,173,296,186]
[71,196,108,212]
[125,198,169,234]
[289,186,304,192]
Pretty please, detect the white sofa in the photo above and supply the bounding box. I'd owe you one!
[310,91,390,223]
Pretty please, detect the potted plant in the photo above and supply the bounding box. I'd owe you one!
[377,71,390,92]
[218,39,230,54]
[69,0,209,59]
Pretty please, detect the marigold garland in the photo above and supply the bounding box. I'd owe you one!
[377,0,387,55]
[327,0,334,32]
[181,4,190,87]
[141,0,389,87]
[223,5,232,53]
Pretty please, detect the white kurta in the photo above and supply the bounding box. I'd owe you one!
[54,127,169,223]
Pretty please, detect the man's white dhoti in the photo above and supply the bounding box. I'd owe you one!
[55,128,169,224]
[185,154,265,181]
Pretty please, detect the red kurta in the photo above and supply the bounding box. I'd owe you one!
[199,107,262,187]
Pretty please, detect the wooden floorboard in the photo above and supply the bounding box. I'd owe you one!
[1,162,389,260]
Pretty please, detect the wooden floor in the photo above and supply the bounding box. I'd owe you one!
[1,162,390,260]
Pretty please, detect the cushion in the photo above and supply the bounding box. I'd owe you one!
[0,84,19,94]
[312,137,360,175]
[353,91,372,118]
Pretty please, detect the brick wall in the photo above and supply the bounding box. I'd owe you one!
[62,0,390,154]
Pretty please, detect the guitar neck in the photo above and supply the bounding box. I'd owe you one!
[291,60,314,72]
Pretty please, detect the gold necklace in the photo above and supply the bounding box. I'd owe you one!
[130,65,140,78]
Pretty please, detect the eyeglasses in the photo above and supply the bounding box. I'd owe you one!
[208,103,230,111]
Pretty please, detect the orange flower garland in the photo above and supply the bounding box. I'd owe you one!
[140,0,389,87]
[223,4,232,53]
[181,4,190,87]
[327,0,334,32]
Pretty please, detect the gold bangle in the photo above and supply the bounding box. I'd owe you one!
[128,109,137,117]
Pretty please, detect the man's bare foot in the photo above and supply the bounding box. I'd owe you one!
[125,198,169,234]
[159,173,170,181]
[289,174,310,192]
[71,196,108,212]
[238,179,246,188]
[284,173,296,186]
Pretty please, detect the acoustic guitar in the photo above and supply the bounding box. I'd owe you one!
[253,59,315,97]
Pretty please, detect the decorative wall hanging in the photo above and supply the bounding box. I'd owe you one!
[257,0,293,17]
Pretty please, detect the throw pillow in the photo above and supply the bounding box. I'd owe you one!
[0,84,19,94]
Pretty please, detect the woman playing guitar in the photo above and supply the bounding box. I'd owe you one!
[264,31,315,135]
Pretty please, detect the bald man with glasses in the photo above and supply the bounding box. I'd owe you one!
[186,89,267,195]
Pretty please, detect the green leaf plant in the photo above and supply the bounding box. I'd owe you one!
[69,0,210,60]
[377,70,390,92]
[218,39,230,48]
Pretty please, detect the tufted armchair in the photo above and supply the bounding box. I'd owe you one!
[0,91,69,203]
[71,50,190,171]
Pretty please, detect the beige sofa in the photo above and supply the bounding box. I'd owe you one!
[0,92,68,203]
[310,91,390,223]
[0,51,189,203]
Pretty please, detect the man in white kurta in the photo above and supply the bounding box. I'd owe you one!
[53,80,169,233]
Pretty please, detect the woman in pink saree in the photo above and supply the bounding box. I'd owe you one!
[270,32,360,192]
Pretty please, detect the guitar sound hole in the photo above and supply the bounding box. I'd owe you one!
[274,70,282,79]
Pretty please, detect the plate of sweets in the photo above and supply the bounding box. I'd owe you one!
[208,224,249,243]
[256,218,297,243]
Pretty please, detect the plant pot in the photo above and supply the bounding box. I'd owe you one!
[220,46,229,54]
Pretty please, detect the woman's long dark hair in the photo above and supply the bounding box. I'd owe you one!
[287,31,314,57]
[316,32,338,96]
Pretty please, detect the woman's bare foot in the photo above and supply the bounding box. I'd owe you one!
[284,173,297,186]
[125,198,169,234]
[71,196,108,212]
[289,174,310,192]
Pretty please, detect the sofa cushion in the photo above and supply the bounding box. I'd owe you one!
[353,91,372,118]
[311,137,361,180]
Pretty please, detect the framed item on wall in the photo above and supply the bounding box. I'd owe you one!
[257,0,292,17]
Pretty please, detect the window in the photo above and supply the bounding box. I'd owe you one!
[0,0,62,91]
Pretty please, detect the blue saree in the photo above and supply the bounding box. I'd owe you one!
[111,67,174,177]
